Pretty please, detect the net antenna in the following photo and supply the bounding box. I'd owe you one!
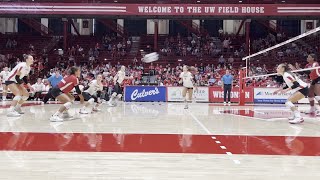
[242,26,320,77]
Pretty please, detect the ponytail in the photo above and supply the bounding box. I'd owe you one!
[68,66,80,75]
[280,63,297,79]
[23,54,31,61]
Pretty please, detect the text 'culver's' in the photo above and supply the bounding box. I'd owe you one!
[130,87,160,100]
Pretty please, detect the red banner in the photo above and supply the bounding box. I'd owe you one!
[209,87,253,103]
[0,3,320,16]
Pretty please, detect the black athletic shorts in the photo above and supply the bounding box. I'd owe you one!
[311,77,320,85]
[51,87,63,98]
[5,81,18,86]
[184,86,193,90]
[113,83,123,95]
[82,92,98,102]
[298,87,309,97]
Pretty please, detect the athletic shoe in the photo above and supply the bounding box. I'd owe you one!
[228,102,231,105]
[79,109,89,114]
[223,102,227,105]
[92,107,101,112]
[107,101,115,107]
[14,106,24,114]
[315,110,320,116]
[289,117,304,124]
[304,108,315,114]
[50,115,63,122]
[7,110,21,117]
[184,104,188,109]
[62,111,73,119]
[288,115,295,120]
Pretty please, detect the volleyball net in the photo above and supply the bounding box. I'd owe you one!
[242,26,320,79]
[238,26,320,105]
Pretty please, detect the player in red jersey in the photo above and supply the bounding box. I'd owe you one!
[50,67,84,122]
[304,54,320,114]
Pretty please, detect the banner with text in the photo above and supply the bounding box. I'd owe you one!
[167,87,209,102]
[209,87,254,103]
[124,86,167,102]
[1,3,320,16]
[253,88,309,104]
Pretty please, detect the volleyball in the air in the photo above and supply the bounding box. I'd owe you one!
[142,52,159,63]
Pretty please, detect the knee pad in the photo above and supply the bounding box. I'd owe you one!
[285,101,295,108]
[88,98,94,104]
[309,97,315,101]
[64,102,72,110]
[117,94,122,99]
[112,92,117,97]
[22,96,29,101]
[315,96,320,101]
[13,95,21,101]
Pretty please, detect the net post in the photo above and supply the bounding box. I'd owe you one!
[239,67,246,106]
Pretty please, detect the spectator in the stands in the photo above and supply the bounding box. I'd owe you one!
[29,44,35,51]
[78,46,84,55]
[117,42,122,51]
[6,39,12,49]
[127,39,131,49]
[218,27,224,36]
[88,48,94,56]
[32,78,45,101]
[223,38,231,52]
[71,46,76,55]
[12,40,17,49]
[228,56,234,64]
[218,55,225,66]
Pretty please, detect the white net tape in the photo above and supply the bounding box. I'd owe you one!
[242,26,320,61]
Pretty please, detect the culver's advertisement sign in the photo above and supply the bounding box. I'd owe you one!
[167,87,209,102]
[124,86,167,102]
[254,88,291,103]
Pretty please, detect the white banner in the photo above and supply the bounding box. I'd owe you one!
[254,88,308,104]
[167,87,209,102]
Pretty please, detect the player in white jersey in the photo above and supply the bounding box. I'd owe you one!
[179,65,196,109]
[273,64,309,124]
[80,74,104,114]
[107,65,133,107]
[0,67,10,101]
[5,54,34,117]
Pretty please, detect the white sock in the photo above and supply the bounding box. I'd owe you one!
[9,106,15,112]
[310,106,315,111]
[294,110,301,118]
[2,96,5,100]
[54,111,61,117]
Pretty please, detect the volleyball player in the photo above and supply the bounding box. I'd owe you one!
[179,65,196,109]
[5,54,34,117]
[107,65,133,107]
[50,67,84,122]
[0,67,10,101]
[79,74,103,114]
[273,64,308,124]
[304,54,320,115]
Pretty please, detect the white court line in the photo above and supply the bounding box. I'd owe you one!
[188,110,212,135]
[187,109,240,165]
